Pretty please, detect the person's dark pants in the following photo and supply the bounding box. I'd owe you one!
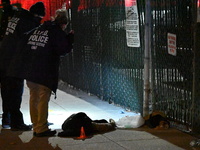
[1,76,24,127]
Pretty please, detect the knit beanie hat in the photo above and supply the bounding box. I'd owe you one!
[29,2,45,17]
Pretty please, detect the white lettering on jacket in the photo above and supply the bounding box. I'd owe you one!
[5,17,20,35]
[27,30,49,49]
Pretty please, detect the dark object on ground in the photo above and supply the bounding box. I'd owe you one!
[58,112,94,137]
[58,112,116,137]
[145,114,170,129]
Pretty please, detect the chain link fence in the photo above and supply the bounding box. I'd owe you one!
[59,0,200,133]
[59,0,145,113]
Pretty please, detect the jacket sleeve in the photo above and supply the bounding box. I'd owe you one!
[66,32,74,50]
[54,30,73,56]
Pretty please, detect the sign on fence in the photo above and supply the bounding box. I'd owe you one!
[167,33,177,56]
[125,0,140,47]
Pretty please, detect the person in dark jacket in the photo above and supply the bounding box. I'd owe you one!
[58,112,116,137]
[0,2,45,130]
[8,9,73,137]
[0,0,18,41]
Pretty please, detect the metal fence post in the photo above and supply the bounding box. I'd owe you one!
[143,0,151,117]
[192,0,200,133]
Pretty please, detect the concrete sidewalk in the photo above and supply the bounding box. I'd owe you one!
[0,81,198,150]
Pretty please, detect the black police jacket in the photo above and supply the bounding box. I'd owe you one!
[7,21,73,93]
[0,8,41,77]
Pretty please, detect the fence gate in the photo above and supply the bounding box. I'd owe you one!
[151,0,195,132]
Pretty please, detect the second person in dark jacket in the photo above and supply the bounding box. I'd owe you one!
[8,9,73,137]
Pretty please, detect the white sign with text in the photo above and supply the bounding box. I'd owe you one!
[125,0,140,47]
